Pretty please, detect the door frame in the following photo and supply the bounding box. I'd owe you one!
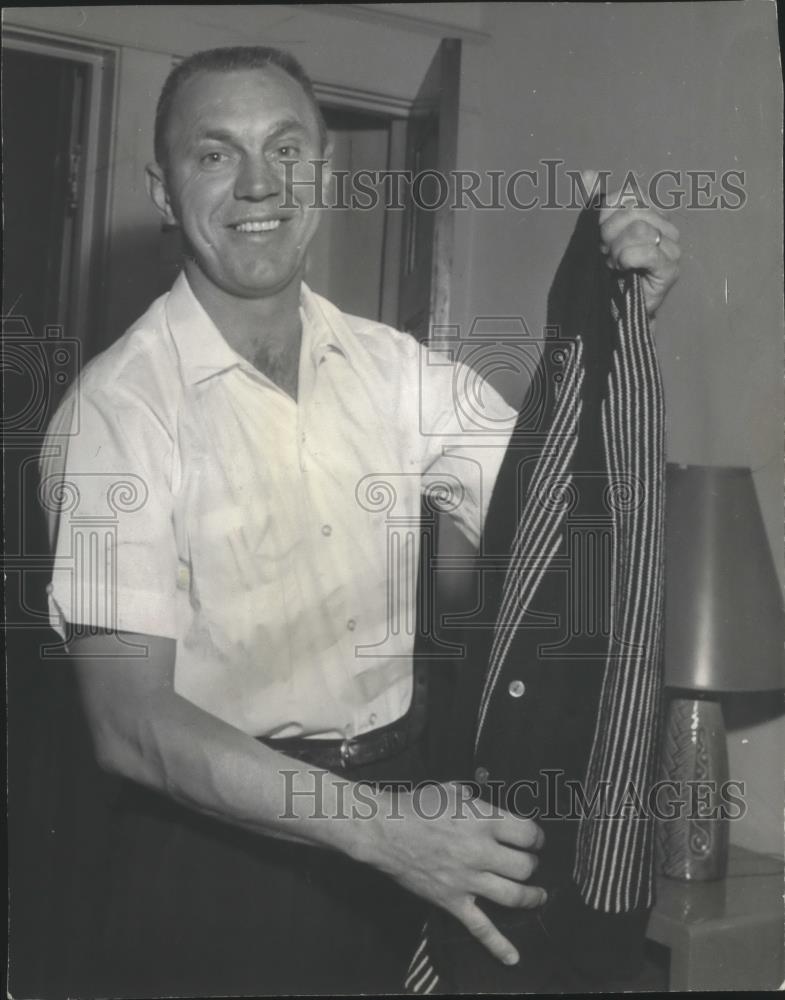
[2,29,115,353]
[314,41,460,336]
[313,80,412,118]
[310,85,410,330]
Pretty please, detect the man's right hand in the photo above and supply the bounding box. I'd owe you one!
[363,781,546,967]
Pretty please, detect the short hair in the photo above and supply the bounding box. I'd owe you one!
[154,46,328,168]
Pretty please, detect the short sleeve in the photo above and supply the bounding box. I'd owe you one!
[416,344,517,547]
[39,381,179,640]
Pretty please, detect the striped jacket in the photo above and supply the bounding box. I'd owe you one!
[407,203,665,993]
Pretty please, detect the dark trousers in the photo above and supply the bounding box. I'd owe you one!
[425,875,650,994]
[94,743,427,997]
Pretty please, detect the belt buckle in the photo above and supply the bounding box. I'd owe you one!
[339,734,356,768]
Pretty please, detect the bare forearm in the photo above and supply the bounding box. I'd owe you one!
[128,689,372,850]
[70,632,379,860]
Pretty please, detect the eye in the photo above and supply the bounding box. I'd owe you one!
[200,151,230,167]
[276,145,300,159]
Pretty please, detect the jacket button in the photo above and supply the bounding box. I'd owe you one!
[474,766,490,784]
[508,679,526,698]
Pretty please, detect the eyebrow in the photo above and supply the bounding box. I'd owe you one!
[265,119,310,142]
[195,119,310,146]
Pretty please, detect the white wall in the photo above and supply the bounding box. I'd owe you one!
[2,5,443,95]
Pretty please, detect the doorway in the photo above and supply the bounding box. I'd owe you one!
[3,36,114,998]
[3,47,85,338]
[3,36,112,359]
[306,107,402,323]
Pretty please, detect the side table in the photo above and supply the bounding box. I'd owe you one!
[647,844,784,990]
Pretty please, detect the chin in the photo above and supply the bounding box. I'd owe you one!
[230,270,301,299]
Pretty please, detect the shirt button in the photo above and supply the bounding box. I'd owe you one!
[321,524,332,536]
[369,713,377,725]
[474,766,490,785]
[346,618,356,631]
[508,679,526,698]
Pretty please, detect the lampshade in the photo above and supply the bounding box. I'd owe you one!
[664,463,785,691]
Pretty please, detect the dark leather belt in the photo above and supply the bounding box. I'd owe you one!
[259,658,428,770]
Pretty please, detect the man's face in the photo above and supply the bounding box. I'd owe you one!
[149,67,329,300]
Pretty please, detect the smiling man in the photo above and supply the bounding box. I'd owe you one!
[40,47,545,996]
[40,46,678,996]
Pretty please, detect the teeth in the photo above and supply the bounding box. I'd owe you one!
[234,220,281,233]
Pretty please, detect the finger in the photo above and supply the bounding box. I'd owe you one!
[599,188,647,223]
[492,813,545,851]
[475,872,548,910]
[601,208,680,247]
[601,182,661,216]
[605,225,680,269]
[484,844,540,883]
[449,782,499,819]
[458,898,520,966]
[610,242,680,278]
[656,235,681,263]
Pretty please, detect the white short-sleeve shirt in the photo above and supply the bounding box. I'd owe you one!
[41,274,515,738]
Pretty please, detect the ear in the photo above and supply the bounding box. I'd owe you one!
[145,163,178,227]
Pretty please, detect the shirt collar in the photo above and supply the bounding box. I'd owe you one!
[164,271,350,386]
[300,281,354,366]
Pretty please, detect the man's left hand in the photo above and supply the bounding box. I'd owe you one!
[587,171,681,319]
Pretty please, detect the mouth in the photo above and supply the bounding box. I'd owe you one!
[229,219,283,234]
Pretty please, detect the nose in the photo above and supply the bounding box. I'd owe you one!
[234,153,281,201]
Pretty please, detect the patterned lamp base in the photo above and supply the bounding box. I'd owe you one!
[656,695,730,880]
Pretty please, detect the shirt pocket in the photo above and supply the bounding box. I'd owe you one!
[187,504,295,637]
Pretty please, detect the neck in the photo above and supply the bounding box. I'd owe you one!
[183,261,304,362]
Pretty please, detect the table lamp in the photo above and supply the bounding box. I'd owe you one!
[656,463,785,880]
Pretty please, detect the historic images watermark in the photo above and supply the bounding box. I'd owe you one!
[278,769,747,823]
[280,158,747,212]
